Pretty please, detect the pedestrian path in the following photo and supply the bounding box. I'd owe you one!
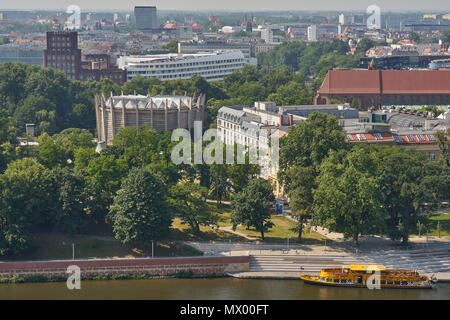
[218,226,257,241]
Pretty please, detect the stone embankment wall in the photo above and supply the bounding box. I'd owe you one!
[0,256,250,278]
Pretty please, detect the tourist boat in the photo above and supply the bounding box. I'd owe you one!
[300,264,433,289]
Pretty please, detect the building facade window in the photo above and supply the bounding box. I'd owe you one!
[429,152,436,161]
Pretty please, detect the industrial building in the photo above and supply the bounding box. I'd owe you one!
[118,51,246,82]
[95,93,205,144]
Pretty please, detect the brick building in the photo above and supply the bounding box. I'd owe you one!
[43,31,81,80]
[315,69,450,109]
[43,31,126,85]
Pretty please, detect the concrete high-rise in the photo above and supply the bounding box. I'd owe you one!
[134,6,157,32]
[307,25,317,42]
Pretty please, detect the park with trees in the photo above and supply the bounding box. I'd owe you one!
[0,38,449,258]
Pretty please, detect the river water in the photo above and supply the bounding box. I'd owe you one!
[0,278,449,300]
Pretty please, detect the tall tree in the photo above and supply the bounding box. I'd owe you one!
[109,167,172,244]
[231,178,275,240]
[54,167,90,234]
[313,147,384,247]
[375,147,445,245]
[168,182,217,235]
[284,166,316,242]
[0,158,58,255]
[279,112,348,182]
[37,135,67,168]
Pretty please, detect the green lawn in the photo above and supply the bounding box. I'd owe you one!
[167,218,245,242]
[214,203,233,227]
[5,233,203,261]
[234,215,329,244]
[410,214,450,237]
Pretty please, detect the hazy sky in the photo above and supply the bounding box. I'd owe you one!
[0,0,449,12]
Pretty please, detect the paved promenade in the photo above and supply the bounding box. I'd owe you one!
[186,240,450,282]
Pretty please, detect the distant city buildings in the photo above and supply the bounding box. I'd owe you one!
[118,51,246,82]
[0,43,44,66]
[261,29,273,43]
[43,31,126,84]
[217,101,360,182]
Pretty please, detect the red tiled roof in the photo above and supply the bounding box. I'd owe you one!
[318,70,450,95]
[381,70,450,94]
[346,132,394,142]
[346,132,449,144]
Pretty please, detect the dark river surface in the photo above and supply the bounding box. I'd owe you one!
[0,278,449,300]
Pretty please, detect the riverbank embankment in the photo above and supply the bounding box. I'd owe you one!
[0,256,250,283]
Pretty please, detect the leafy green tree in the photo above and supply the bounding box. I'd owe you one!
[351,98,360,110]
[284,166,316,241]
[162,40,178,53]
[279,112,348,175]
[209,163,230,207]
[226,146,260,193]
[313,146,385,247]
[168,182,217,235]
[0,109,16,144]
[53,128,95,162]
[231,178,275,240]
[54,167,90,233]
[357,38,378,53]
[112,126,164,167]
[74,146,97,171]
[109,167,172,244]
[375,147,445,245]
[0,158,58,255]
[14,95,57,135]
[436,129,449,167]
[0,109,17,172]
[267,81,313,105]
[37,135,66,168]
[408,32,420,43]
[86,154,128,220]
[441,28,450,44]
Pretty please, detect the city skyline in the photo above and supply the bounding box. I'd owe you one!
[1,0,450,12]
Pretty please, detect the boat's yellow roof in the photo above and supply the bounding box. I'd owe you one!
[343,264,386,271]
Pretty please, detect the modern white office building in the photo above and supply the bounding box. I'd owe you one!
[117,51,246,82]
[178,41,257,67]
